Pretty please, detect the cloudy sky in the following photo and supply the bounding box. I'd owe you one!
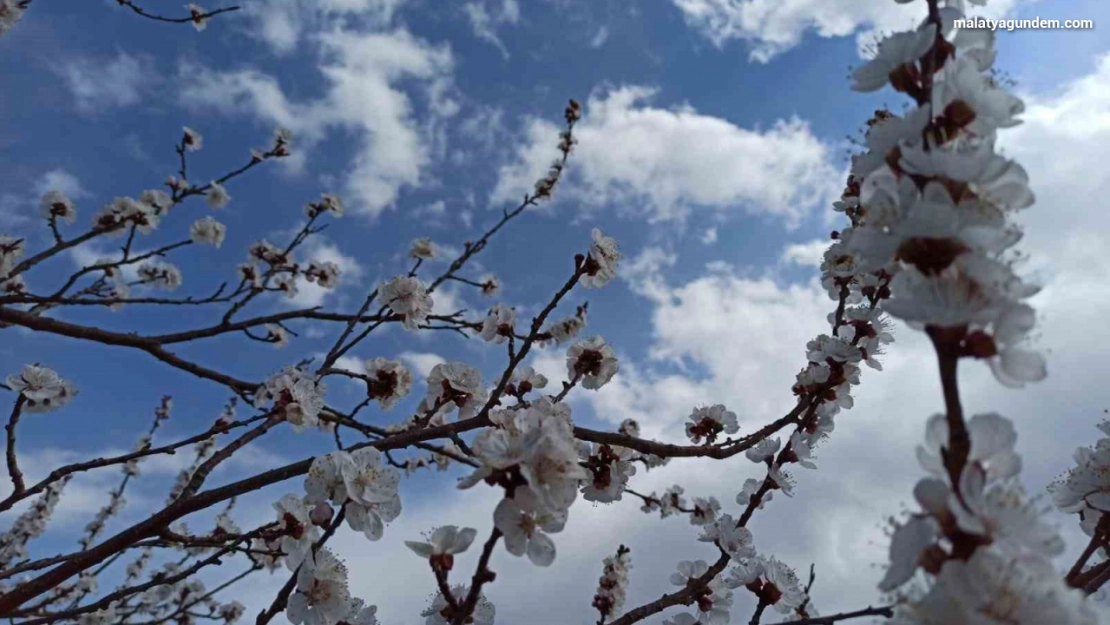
[2,0,1109,623]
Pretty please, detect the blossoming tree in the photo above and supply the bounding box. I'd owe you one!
[1,0,1107,624]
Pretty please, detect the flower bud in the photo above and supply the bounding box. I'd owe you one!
[309,501,333,527]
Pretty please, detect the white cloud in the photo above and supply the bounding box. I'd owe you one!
[430,284,467,317]
[780,238,827,268]
[622,245,677,302]
[669,0,1019,61]
[398,351,447,379]
[32,169,89,201]
[491,86,839,227]
[1001,52,1110,268]
[54,51,151,114]
[330,355,366,375]
[463,0,521,59]
[243,0,410,54]
[590,25,610,48]
[700,226,717,245]
[178,27,455,218]
[459,105,507,151]
[410,200,448,225]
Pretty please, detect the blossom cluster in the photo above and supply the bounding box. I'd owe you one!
[254,367,328,432]
[302,447,403,546]
[880,414,1093,622]
[593,545,632,622]
[288,547,380,625]
[841,0,1044,387]
[93,191,173,235]
[0,478,69,572]
[1050,421,1110,578]
[841,0,1095,621]
[459,397,586,565]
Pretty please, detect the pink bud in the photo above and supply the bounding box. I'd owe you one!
[309,502,333,527]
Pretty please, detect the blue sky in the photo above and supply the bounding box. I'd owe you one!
[2,0,1110,623]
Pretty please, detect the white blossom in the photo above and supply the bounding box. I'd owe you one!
[182,126,204,151]
[410,237,437,259]
[878,515,938,592]
[745,437,781,464]
[305,452,347,507]
[190,216,226,247]
[933,55,1025,136]
[892,549,1097,625]
[669,561,733,625]
[685,405,739,444]
[916,412,1020,482]
[951,469,1064,557]
[274,274,298,299]
[40,190,77,224]
[287,548,351,625]
[249,239,291,267]
[273,494,319,570]
[699,514,755,560]
[426,362,487,419]
[186,4,209,32]
[479,303,515,343]
[0,0,26,38]
[255,368,327,431]
[566,336,619,390]
[546,310,587,344]
[405,525,477,561]
[6,364,78,413]
[788,431,818,470]
[851,24,937,92]
[465,401,588,515]
[206,181,230,209]
[305,261,341,289]
[238,262,263,288]
[217,601,245,623]
[421,585,494,625]
[339,601,379,625]
[495,490,564,566]
[581,228,620,288]
[479,274,501,297]
[690,496,721,526]
[77,602,118,625]
[380,276,433,330]
[580,443,636,503]
[361,357,412,410]
[339,448,402,541]
[93,197,160,234]
[768,462,795,497]
[138,262,183,291]
[509,366,547,395]
[645,484,688,518]
[1051,423,1110,513]
[305,194,344,219]
[264,323,290,348]
[0,235,24,278]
